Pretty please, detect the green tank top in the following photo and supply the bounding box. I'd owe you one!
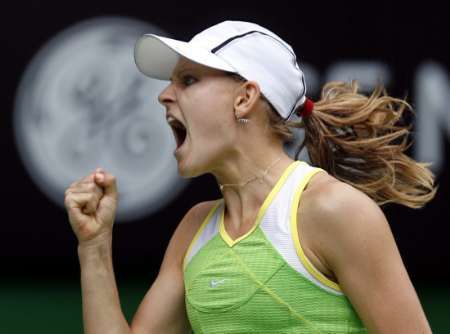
[183,161,367,333]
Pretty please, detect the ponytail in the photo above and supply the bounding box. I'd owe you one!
[268,80,438,209]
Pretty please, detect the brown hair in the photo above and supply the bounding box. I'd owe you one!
[267,80,438,209]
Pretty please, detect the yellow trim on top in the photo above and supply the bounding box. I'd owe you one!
[219,160,301,247]
[183,199,222,269]
[290,167,342,292]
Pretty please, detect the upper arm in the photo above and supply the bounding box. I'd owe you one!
[307,182,431,333]
[130,201,216,334]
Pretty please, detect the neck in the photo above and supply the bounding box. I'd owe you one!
[218,155,283,191]
[211,149,295,232]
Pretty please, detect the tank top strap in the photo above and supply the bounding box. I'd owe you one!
[259,161,343,295]
[183,199,223,269]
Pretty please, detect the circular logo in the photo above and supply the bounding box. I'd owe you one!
[14,16,188,222]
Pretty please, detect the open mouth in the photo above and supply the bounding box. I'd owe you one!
[168,118,187,149]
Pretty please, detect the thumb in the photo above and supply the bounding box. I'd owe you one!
[94,168,118,201]
[94,168,118,223]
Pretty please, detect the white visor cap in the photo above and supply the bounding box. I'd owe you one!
[134,21,307,120]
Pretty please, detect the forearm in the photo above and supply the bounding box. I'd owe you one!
[78,237,132,334]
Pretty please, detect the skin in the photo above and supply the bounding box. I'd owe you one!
[64,57,432,333]
[161,57,296,235]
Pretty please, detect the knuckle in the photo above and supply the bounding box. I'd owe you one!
[86,183,96,192]
[64,193,72,202]
[79,178,90,185]
[80,177,91,185]
[64,196,72,208]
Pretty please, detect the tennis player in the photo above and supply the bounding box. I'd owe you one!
[64,20,436,333]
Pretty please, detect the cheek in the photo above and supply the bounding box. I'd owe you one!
[193,118,230,142]
[187,117,234,155]
[181,82,236,140]
[195,82,235,113]
[191,95,234,134]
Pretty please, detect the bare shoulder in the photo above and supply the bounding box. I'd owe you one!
[301,171,389,244]
[177,200,218,235]
[166,200,219,269]
[302,171,384,218]
[298,171,389,279]
[299,173,432,332]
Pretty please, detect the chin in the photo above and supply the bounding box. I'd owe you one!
[178,168,194,179]
[179,167,205,179]
[177,156,208,179]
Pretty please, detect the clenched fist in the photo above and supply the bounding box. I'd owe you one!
[64,168,118,245]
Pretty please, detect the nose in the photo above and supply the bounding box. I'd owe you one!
[158,83,176,107]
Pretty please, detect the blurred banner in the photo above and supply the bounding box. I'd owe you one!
[2,0,448,277]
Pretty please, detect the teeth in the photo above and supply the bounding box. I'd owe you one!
[167,116,184,128]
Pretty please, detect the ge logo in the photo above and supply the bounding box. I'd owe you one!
[13,16,188,222]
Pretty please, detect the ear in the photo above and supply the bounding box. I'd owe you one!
[233,81,262,118]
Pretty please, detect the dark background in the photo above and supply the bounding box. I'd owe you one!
[1,1,449,333]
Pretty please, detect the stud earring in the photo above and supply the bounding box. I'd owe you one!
[235,113,250,124]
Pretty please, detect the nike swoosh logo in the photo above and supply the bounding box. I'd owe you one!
[210,278,226,288]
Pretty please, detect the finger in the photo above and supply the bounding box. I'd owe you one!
[79,172,95,184]
[65,188,102,213]
[94,168,118,200]
[83,198,99,215]
[65,192,99,214]
[66,182,103,199]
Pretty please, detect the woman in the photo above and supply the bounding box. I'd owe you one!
[64,21,437,333]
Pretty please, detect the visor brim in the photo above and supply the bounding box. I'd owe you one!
[134,34,237,80]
